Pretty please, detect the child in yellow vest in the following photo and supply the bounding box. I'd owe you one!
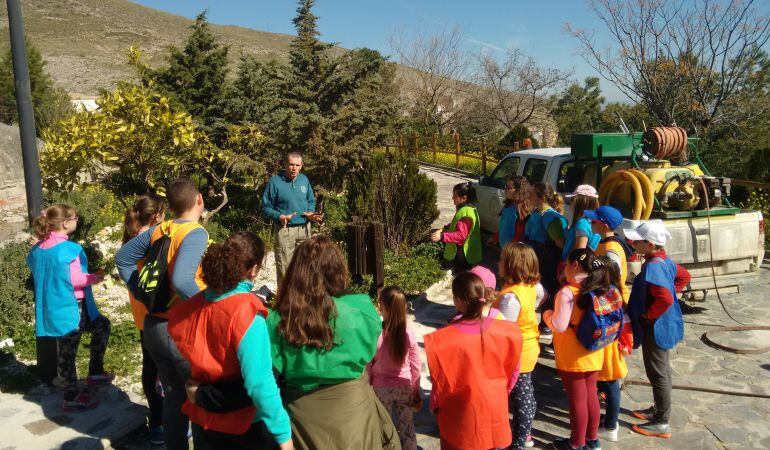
[585,206,635,443]
[431,182,482,273]
[543,249,606,450]
[496,242,546,450]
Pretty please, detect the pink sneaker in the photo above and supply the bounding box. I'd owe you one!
[525,434,535,447]
[63,392,99,412]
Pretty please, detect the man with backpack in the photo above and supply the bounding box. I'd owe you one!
[623,220,690,439]
[116,178,209,450]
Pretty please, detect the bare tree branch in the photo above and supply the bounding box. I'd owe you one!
[472,49,571,131]
[567,0,770,130]
[387,24,472,131]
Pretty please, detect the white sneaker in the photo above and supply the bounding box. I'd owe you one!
[599,425,619,442]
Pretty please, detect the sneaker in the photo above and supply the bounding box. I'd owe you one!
[586,438,601,450]
[525,434,535,448]
[552,437,586,450]
[540,327,553,336]
[148,426,164,446]
[86,372,115,387]
[631,406,656,421]
[62,392,99,412]
[542,344,555,355]
[599,425,619,442]
[632,422,671,438]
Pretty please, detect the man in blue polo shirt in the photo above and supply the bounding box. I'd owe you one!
[262,152,322,283]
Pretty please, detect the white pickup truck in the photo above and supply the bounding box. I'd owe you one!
[474,148,765,292]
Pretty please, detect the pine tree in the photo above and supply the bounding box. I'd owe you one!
[225,0,401,191]
[142,11,229,140]
[0,41,73,133]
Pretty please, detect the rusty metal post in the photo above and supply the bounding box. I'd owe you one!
[481,137,487,175]
[454,132,460,168]
[432,133,437,163]
[514,141,520,151]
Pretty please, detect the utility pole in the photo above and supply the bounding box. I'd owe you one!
[6,0,54,382]
[7,0,44,225]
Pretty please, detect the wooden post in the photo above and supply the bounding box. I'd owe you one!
[413,132,419,158]
[454,132,460,168]
[514,140,520,151]
[481,137,487,175]
[385,144,390,156]
[432,133,437,163]
[398,135,404,155]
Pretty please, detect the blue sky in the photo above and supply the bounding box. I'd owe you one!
[131,0,769,103]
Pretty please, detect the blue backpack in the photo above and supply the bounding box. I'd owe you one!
[575,286,624,351]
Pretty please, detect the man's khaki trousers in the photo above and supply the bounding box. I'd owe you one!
[274,222,311,285]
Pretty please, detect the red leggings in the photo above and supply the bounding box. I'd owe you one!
[559,370,600,447]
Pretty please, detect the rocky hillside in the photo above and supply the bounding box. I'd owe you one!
[0,0,299,96]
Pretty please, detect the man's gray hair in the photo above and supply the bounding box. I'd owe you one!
[286,152,303,163]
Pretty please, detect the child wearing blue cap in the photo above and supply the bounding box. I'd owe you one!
[585,205,634,442]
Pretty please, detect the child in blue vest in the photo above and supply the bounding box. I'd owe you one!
[563,185,601,259]
[624,220,691,439]
[488,176,532,249]
[431,182,483,273]
[27,204,113,412]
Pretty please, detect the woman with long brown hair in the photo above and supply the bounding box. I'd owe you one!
[270,235,398,449]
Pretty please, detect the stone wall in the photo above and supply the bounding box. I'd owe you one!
[0,123,32,241]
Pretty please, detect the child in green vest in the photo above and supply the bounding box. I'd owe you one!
[431,182,483,273]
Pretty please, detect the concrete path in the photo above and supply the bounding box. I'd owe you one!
[0,383,146,449]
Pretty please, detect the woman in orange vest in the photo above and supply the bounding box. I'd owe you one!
[543,249,605,450]
[496,242,546,450]
[585,206,634,443]
[167,232,293,450]
[122,194,166,445]
[425,271,522,450]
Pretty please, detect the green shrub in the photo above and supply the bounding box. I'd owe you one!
[347,154,439,250]
[383,243,445,294]
[0,242,34,340]
[47,185,125,243]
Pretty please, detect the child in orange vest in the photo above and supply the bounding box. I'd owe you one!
[426,272,522,450]
[496,242,546,450]
[167,232,293,450]
[543,249,611,450]
[585,206,634,442]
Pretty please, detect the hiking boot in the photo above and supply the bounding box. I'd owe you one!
[599,424,619,442]
[552,437,586,450]
[86,372,115,387]
[62,392,99,412]
[631,405,656,421]
[632,422,671,438]
[148,426,164,446]
[586,438,601,450]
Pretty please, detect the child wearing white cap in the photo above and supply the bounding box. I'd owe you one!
[623,220,691,439]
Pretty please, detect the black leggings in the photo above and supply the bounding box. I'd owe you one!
[140,331,163,428]
[191,421,277,450]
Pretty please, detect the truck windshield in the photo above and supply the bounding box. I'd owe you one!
[487,156,520,189]
[523,158,548,184]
